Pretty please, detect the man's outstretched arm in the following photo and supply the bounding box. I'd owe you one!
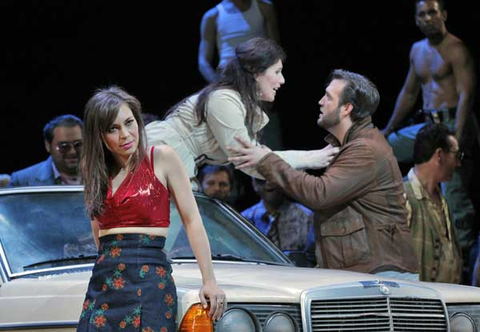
[198,8,218,83]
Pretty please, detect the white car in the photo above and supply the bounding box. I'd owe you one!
[0,186,479,331]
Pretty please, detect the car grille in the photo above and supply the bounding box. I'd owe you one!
[310,297,447,331]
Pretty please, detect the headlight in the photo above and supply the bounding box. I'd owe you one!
[179,303,213,332]
[450,312,477,332]
[264,312,297,332]
[216,308,260,332]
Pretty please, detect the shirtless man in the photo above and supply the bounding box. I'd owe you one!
[381,0,476,283]
[198,0,280,83]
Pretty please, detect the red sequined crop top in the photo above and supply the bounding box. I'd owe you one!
[97,147,170,229]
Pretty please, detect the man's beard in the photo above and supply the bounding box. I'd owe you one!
[317,106,342,129]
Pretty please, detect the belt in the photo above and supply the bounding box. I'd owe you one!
[424,107,456,124]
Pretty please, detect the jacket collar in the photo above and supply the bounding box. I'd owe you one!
[407,167,445,203]
[257,109,270,133]
[407,168,428,200]
[35,156,56,182]
[324,116,373,147]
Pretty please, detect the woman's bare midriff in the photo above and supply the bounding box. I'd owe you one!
[99,226,169,238]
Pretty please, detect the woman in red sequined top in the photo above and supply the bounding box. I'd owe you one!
[77,86,225,331]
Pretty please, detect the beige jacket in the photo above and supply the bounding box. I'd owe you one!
[146,89,321,179]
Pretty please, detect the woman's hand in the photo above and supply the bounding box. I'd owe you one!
[199,281,227,321]
[154,145,226,320]
[307,144,340,169]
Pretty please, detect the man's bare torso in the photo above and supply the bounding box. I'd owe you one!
[411,33,462,110]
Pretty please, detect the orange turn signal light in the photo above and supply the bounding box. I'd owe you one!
[179,303,213,332]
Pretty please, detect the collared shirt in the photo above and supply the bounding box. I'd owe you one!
[241,199,316,267]
[404,168,462,283]
[51,162,81,185]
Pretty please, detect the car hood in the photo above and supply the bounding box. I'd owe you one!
[176,262,480,303]
[2,262,480,326]
[177,262,385,301]
[0,269,93,325]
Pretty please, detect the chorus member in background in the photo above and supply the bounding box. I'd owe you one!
[381,0,477,282]
[8,114,83,187]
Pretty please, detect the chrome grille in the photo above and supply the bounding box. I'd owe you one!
[310,297,447,331]
[391,298,446,331]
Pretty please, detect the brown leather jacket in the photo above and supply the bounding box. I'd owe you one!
[257,117,418,274]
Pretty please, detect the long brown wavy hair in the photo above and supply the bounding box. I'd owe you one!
[81,86,146,218]
[165,37,286,139]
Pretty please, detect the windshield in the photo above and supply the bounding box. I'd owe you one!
[0,189,288,276]
[165,195,287,263]
[0,191,97,275]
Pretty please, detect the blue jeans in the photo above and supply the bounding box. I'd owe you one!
[387,119,477,254]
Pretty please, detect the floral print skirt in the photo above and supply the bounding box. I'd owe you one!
[77,234,177,332]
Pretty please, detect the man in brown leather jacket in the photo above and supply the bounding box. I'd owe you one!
[229,69,419,280]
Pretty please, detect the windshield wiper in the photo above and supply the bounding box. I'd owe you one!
[170,254,289,266]
[23,255,97,270]
[213,253,289,265]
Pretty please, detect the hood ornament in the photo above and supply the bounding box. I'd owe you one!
[359,279,399,295]
[379,284,391,295]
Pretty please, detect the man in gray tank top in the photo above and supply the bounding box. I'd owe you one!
[198,0,280,83]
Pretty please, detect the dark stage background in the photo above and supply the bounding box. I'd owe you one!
[2,1,479,176]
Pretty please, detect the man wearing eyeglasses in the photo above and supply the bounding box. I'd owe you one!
[8,114,83,187]
[380,0,477,284]
[403,123,463,284]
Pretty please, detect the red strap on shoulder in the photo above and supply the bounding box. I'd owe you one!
[150,146,155,169]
